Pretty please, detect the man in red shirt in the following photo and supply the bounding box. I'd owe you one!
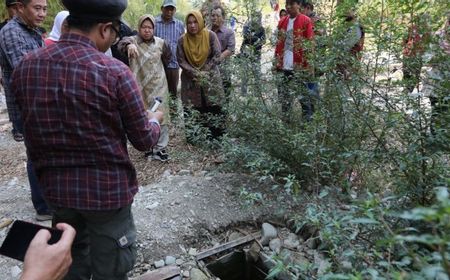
[275,0,314,122]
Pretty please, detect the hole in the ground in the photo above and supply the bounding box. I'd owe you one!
[206,250,270,280]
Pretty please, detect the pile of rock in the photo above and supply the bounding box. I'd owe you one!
[131,221,331,280]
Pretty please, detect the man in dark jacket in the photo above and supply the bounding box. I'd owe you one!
[240,11,265,95]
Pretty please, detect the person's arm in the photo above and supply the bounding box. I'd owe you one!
[219,30,235,62]
[203,31,222,71]
[116,67,162,151]
[161,41,172,68]
[117,36,139,59]
[20,223,76,280]
[176,37,198,79]
[0,25,40,69]
[117,36,134,54]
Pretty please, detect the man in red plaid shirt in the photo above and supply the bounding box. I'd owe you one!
[11,0,163,278]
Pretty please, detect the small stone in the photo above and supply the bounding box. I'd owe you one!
[165,255,176,265]
[291,252,310,267]
[340,204,351,210]
[188,248,197,256]
[154,259,165,268]
[260,223,278,245]
[146,202,159,210]
[314,252,331,275]
[175,258,184,265]
[7,177,18,187]
[182,270,190,278]
[178,169,191,176]
[306,237,319,249]
[161,169,171,177]
[284,233,300,249]
[269,238,282,253]
[190,268,209,280]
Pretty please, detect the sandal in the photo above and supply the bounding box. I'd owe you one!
[13,132,24,142]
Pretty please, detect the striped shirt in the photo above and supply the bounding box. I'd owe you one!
[0,16,44,123]
[12,33,161,210]
[154,15,185,69]
[213,25,236,54]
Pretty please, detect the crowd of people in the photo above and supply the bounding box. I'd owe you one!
[0,0,448,279]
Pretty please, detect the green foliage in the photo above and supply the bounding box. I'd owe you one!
[206,0,450,278]
[239,187,263,207]
[274,189,450,279]
[223,0,449,202]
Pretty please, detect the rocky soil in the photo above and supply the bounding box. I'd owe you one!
[0,90,286,279]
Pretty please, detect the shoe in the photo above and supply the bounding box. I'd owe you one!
[13,132,24,142]
[144,151,153,158]
[35,212,52,221]
[153,150,170,162]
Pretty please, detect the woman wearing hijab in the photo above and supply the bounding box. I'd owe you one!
[118,14,172,161]
[177,11,224,141]
[45,10,69,46]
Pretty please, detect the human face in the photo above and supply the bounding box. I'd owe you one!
[286,1,300,18]
[17,0,47,28]
[139,19,154,41]
[161,6,176,22]
[210,8,223,28]
[187,15,199,35]
[280,10,288,18]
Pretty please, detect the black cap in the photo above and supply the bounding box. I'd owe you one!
[5,0,19,7]
[62,0,127,22]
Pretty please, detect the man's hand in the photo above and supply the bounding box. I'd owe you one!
[127,44,138,59]
[21,223,76,280]
[148,110,164,124]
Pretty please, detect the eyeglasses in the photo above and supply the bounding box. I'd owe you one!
[110,24,120,45]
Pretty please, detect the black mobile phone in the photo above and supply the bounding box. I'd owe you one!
[0,220,63,262]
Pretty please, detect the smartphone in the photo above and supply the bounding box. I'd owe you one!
[150,97,163,112]
[0,220,63,262]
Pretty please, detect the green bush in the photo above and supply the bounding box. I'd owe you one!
[204,0,450,278]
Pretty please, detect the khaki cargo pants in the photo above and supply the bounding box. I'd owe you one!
[52,204,137,280]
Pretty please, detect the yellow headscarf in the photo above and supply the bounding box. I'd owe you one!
[182,11,210,69]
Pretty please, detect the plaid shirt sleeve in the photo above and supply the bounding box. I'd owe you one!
[0,20,42,69]
[116,69,161,151]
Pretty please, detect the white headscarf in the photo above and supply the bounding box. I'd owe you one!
[48,10,70,41]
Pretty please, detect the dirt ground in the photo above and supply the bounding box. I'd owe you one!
[0,98,280,279]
